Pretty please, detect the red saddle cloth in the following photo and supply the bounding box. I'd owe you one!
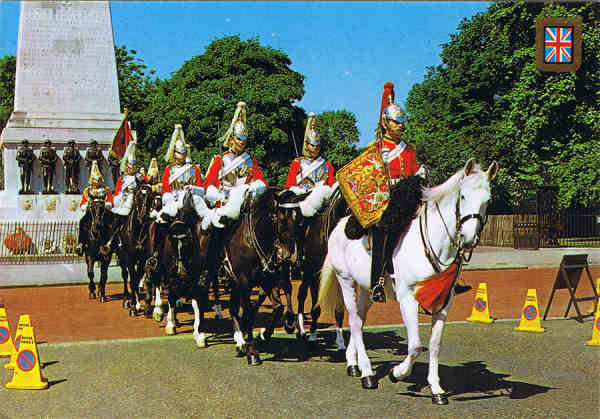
[415,264,459,312]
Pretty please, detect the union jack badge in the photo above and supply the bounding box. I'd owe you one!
[536,17,582,72]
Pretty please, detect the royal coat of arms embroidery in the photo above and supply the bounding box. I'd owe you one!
[336,144,390,228]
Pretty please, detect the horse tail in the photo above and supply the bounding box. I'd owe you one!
[317,253,344,316]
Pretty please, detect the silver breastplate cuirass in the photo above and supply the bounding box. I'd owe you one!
[89,187,107,201]
[298,157,328,191]
[220,152,253,189]
[169,165,197,191]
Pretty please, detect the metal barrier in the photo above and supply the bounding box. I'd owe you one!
[0,220,82,264]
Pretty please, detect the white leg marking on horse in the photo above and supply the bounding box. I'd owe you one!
[259,328,266,341]
[335,328,346,351]
[298,312,306,336]
[165,305,176,335]
[190,299,206,347]
[428,294,452,395]
[233,330,246,348]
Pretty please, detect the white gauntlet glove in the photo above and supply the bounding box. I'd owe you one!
[248,179,266,196]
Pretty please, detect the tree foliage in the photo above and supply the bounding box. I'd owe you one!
[315,110,361,169]
[0,55,16,131]
[406,2,600,211]
[140,35,308,186]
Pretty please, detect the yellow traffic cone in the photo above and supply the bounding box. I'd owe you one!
[5,325,48,390]
[4,314,31,370]
[586,300,600,346]
[0,306,15,358]
[515,289,545,333]
[588,278,600,315]
[466,283,494,324]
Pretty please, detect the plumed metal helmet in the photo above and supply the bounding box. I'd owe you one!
[379,82,406,127]
[220,101,248,148]
[147,157,159,181]
[89,160,103,186]
[120,140,137,174]
[164,124,187,163]
[302,112,320,156]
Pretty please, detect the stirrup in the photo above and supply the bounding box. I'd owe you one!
[454,283,472,295]
[370,278,386,303]
[146,255,158,272]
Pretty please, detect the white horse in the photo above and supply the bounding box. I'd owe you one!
[318,158,498,405]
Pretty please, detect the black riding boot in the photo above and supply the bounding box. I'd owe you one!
[454,280,472,295]
[76,213,90,256]
[370,228,388,303]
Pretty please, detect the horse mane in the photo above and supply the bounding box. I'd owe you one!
[420,163,486,204]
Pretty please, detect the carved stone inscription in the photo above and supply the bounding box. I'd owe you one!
[15,1,119,115]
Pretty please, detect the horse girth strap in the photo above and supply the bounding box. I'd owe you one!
[244,201,274,273]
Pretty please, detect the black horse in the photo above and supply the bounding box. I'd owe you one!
[115,183,156,316]
[157,190,211,347]
[206,187,301,365]
[81,199,116,302]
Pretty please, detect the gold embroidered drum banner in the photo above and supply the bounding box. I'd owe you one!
[336,145,390,228]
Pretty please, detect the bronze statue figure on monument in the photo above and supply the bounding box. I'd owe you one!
[16,139,34,194]
[85,139,105,175]
[63,139,82,194]
[108,152,120,186]
[39,139,58,194]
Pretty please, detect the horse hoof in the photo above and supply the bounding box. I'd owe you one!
[122,300,130,309]
[431,394,449,405]
[153,311,164,323]
[283,313,296,334]
[89,292,96,300]
[247,353,262,366]
[129,309,136,317]
[236,346,246,357]
[347,365,361,377]
[144,310,152,319]
[100,296,106,303]
[361,376,378,389]
[165,326,176,335]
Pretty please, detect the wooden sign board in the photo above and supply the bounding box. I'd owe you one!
[543,254,599,323]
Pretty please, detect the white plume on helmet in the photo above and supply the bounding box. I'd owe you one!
[220,102,248,148]
[164,124,187,163]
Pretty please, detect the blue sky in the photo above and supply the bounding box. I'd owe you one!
[0,1,490,147]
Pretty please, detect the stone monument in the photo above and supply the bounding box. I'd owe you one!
[0,1,125,220]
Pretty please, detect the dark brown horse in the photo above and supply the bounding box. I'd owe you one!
[206,187,301,365]
[115,183,155,316]
[287,187,348,348]
[80,199,116,302]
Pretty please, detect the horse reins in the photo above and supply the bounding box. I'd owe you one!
[418,188,487,315]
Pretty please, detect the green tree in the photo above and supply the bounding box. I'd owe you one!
[114,45,159,170]
[406,2,600,211]
[140,35,306,187]
[315,110,361,169]
[0,55,16,132]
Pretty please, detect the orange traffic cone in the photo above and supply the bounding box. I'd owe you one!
[4,314,31,370]
[5,325,48,390]
[0,306,15,358]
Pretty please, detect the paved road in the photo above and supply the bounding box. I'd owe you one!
[1,246,599,288]
[0,320,598,418]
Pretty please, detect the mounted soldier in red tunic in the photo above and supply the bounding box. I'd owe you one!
[204,101,268,226]
[76,160,114,256]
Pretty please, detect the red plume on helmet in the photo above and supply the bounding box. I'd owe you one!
[379,82,395,127]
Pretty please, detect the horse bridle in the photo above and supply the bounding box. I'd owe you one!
[89,200,105,241]
[274,201,304,265]
[420,187,488,273]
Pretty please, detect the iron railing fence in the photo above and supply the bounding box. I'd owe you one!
[0,220,82,264]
